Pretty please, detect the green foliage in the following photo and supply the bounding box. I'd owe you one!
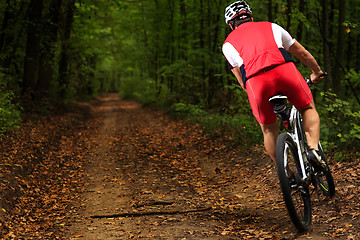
[196,113,261,144]
[170,102,207,118]
[170,101,261,144]
[223,84,252,115]
[119,77,157,104]
[0,74,21,135]
[346,70,360,95]
[318,90,360,157]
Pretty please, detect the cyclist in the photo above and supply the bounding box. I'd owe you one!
[222,1,326,169]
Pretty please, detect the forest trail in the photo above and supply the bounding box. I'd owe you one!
[64,93,359,240]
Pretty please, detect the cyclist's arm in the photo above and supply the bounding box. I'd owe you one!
[287,40,324,83]
[231,66,246,92]
[222,43,246,91]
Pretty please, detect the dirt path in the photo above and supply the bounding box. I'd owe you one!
[65,93,359,240]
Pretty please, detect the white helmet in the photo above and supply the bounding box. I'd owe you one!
[225,1,252,24]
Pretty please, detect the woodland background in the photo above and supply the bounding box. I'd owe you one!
[0,0,359,158]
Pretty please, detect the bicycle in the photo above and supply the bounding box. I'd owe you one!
[269,77,335,232]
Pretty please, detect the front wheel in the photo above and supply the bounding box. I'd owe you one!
[276,133,311,232]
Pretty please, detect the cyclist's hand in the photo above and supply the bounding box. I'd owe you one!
[310,70,327,84]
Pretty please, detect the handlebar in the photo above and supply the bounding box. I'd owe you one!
[305,70,327,86]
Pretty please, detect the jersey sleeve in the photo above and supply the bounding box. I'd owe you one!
[271,23,295,50]
[222,42,243,68]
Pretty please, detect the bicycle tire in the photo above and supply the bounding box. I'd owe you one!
[276,133,311,232]
[314,144,336,197]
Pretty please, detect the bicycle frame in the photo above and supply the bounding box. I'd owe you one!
[287,105,309,181]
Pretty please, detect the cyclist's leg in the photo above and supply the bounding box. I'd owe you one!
[275,63,319,150]
[260,122,278,163]
[298,101,320,151]
[246,76,278,163]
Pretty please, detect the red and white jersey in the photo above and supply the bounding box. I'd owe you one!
[223,21,295,83]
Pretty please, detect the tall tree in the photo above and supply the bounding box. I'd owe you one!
[296,0,305,42]
[356,35,360,73]
[58,0,75,98]
[285,0,292,30]
[37,0,62,96]
[0,0,12,57]
[22,0,43,95]
[332,0,345,94]
[179,0,187,59]
[267,0,273,22]
[321,0,333,90]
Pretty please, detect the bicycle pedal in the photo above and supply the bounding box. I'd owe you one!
[289,181,298,189]
[299,187,308,195]
[308,149,327,171]
[289,175,302,189]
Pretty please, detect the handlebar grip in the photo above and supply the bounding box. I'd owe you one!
[306,69,327,86]
[319,70,328,78]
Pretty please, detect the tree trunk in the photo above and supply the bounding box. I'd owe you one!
[321,0,333,90]
[179,0,186,59]
[166,0,174,92]
[345,0,356,70]
[22,0,43,95]
[179,0,187,90]
[268,0,273,22]
[0,1,26,79]
[58,0,75,98]
[208,1,221,106]
[356,34,360,72]
[199,0,206,103]
[285,0,292,30]
[37,0,62,96]
[332,0,345,94]
[296,0,305,42]
[0,0,12,57]
[151,0,162,96]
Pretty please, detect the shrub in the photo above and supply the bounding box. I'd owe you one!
[0,90,21,135]
[170,102,262,144]
[318,90,360,161]
[170,102,207,117]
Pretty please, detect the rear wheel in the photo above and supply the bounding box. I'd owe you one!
[276,133,311,232]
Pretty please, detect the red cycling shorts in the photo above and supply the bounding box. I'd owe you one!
[246,62,313,125]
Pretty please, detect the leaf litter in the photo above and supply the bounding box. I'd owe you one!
[0,93,359,239]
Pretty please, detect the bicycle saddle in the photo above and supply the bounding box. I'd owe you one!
[268,95,287,104]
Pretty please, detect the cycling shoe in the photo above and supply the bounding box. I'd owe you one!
[307,149,327,171]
